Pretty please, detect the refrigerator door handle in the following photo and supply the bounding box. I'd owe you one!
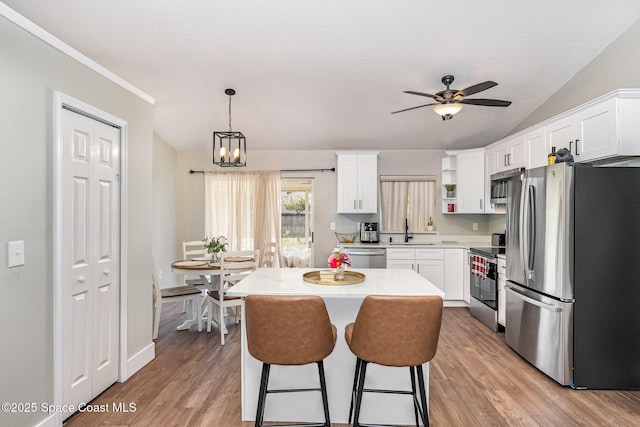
[506,285,562,313]
[528,183,536,273]
[520,177,529,279]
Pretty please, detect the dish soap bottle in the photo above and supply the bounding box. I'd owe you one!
[548,146,557,165]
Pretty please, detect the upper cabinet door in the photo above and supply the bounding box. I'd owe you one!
[456,150,485,213]
[574,98,617,162]
[336,152,378,214]
[337,155,359,213]
[357,154,378,213]
[526,126,548,169]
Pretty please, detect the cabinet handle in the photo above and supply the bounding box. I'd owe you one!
[354,200,357,210]
[508,153,512,165]
[480,198,484,210]
[77,276,86,282]
[359,200,362,209]
[504,154,508,166]
[575,138,580,156]
[569,140,573,154]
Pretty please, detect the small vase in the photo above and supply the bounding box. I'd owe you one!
[334,267,345,281]
[210,251,220,263]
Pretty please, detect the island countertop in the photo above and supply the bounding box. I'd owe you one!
[225,267,445,299]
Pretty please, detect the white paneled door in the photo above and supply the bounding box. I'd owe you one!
[61,109,120,415]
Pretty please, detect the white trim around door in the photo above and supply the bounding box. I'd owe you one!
[52,91,129,425]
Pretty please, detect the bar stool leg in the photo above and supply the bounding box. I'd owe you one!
[416,364,430,427]
[410,366,419,427]
[317,361,331,427]
[255,363,271,427]
[352,359,368,427]
[348,358,362,423]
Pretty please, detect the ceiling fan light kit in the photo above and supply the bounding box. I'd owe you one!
[433,103,463,120]
[391,74,511,120]
[213,88,247,167]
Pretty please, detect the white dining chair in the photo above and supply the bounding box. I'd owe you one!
[152,262,202,340]
[207,250,260,345]
[182,240,209,286]
[261,241,278,268]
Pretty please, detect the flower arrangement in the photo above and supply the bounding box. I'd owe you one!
[202,236,228,253]
[328,248,351,269]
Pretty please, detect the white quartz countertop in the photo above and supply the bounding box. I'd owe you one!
[339,241,485,250]
[226,267,445,299]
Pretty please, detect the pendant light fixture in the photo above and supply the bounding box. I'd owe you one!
[213,88,246,167]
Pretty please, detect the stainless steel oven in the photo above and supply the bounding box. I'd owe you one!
[469,248,503,332]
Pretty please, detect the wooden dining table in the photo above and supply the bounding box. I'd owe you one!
[170,259,221,331]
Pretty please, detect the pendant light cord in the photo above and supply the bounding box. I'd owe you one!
[228,94,232,132]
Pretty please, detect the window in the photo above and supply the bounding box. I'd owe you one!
[281,179,313,267]
[380,175,437,232]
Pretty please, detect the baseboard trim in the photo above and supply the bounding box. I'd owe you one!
[124,342,155,381]
[34,412,58,427]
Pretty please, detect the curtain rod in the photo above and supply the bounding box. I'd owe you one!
[189,168,335,174]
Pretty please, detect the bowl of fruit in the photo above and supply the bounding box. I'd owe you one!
[334,232,359,244]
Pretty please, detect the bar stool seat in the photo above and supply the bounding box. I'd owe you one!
[245,295,337,427]
[345,295,443,427]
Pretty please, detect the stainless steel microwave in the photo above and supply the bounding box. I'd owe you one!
[490,167,524,204]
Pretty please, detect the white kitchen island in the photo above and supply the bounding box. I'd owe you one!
[226,267,445,425]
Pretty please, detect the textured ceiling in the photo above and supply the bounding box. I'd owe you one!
[4,1,640,152]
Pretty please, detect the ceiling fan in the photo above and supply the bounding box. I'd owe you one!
[391,75,512,120]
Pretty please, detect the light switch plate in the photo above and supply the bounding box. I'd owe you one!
[8,240,25,267]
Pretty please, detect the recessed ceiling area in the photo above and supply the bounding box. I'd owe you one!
[4,0,640,152]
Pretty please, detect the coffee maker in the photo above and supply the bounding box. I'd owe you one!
[359,222,380,243]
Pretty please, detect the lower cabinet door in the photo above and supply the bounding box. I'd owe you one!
[417,260,445,293]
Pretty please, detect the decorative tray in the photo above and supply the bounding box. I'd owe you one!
[303,270,365,285]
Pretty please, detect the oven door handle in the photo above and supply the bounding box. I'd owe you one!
[506,285,562,312]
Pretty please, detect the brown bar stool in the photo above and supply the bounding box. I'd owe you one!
[245,295,337,427]
[345,295,443,427]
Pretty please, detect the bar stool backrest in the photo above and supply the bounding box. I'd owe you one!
[349,295,443,367]
[245,295,337,366]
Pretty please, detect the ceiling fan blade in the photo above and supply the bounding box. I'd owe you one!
[390,103,438,114]
[404,91,444,102]
[459,98,512,107]
[455,81,497,98]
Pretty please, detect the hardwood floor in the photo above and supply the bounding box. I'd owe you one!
[64,303,640,426]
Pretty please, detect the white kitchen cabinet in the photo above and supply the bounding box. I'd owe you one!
[494,135,526,173]
[336,152,378,213]
[387,248,445,292]
[444,248,464,301]
[455,150,485,213]
[546,98,616,163]
[442,149,487,214]
[526,126,548,169]
[416,260,445,293]
[497,257,506,328]
[544,93,640,163]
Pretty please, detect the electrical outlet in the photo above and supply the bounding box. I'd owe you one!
[158,270,163,280]
[472,223,478,231]
[330,222,336,230]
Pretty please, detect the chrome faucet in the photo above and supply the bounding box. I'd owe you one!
[404,218,413,243]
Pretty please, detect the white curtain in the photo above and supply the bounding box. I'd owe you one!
[380,177,436,232]
[204,171,282,256]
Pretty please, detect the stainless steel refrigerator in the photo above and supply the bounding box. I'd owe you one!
[504,162,640,389]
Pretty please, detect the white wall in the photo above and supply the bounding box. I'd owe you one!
[0,14,154,426]
[176,149,494,268]
[511,18,640,133]
[152,133,179,288]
